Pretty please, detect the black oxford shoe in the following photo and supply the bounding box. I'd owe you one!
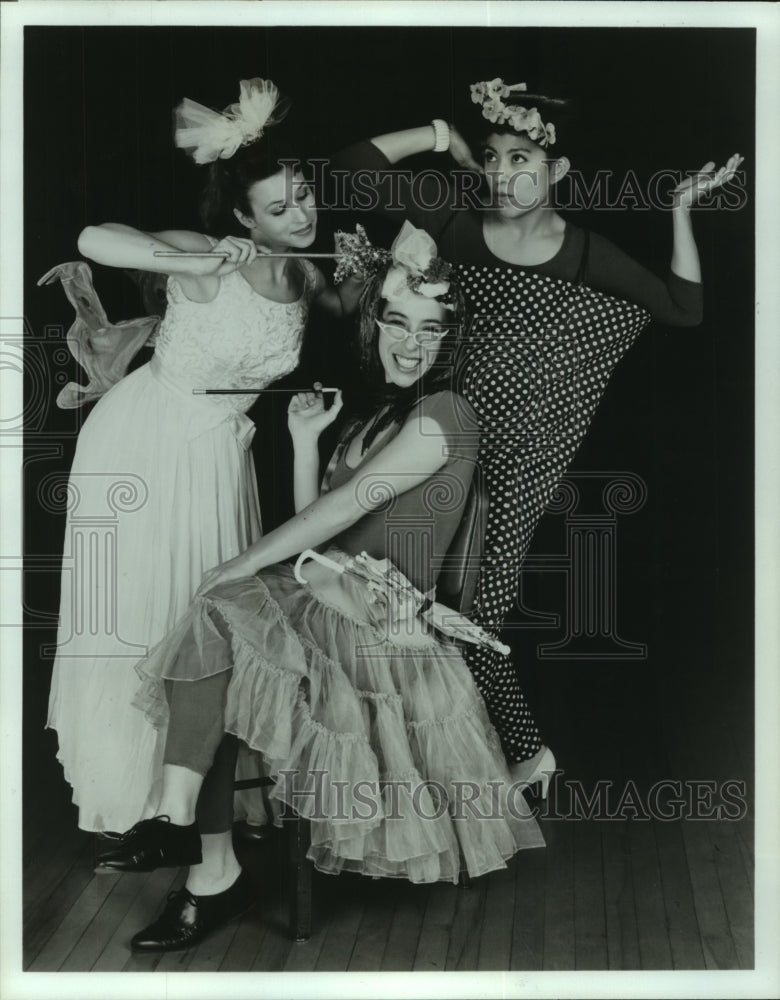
[94,815,202,873]
[131,869,255,952]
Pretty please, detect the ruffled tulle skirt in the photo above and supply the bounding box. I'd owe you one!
[134,551,546,883]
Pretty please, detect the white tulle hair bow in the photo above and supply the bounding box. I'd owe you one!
[380,221,453,306]
[174,77,287,164]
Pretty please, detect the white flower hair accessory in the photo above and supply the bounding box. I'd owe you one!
[470,77,557,148]
[380,221,455,309]
[174,77,288,164]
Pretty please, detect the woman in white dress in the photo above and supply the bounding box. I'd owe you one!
[47,78,362,839]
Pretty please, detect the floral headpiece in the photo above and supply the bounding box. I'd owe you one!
[174,77,288,164]
[380,221,455,310]
[470,77,557,148]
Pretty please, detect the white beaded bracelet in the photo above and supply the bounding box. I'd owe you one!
[431,119,450,153]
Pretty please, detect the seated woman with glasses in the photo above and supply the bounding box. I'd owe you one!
[95,222,545,954]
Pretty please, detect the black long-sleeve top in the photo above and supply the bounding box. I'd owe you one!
[331,141,703,327]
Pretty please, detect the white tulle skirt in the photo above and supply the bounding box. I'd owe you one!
[134,553,546,882]
[47,358,262,832]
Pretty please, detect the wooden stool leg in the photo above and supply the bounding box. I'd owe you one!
[287,815,312,942]
[458,870,473,889]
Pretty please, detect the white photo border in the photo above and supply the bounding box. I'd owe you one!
[1,2,778,999]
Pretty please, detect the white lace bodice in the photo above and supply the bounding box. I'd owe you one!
[153,260,317,414]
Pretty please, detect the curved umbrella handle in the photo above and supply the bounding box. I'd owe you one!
[293,549,346,584]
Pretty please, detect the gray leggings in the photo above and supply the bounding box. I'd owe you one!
[163,672,236,834]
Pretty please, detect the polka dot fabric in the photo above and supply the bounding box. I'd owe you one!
[454,264,651,763]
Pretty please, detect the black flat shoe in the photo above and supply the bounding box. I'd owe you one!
[94,815,201,873]
[131,869,255,952]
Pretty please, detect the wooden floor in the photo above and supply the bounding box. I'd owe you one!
[23,722,753,972]
[22,819,754,972]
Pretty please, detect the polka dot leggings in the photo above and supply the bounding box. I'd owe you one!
[456,264,651,763]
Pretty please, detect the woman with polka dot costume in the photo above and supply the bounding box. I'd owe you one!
[333,80,743,786]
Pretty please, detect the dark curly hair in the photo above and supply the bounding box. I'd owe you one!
[345,262,468,455]
[198,128,301,235]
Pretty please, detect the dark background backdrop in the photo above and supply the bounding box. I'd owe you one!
[23,26,754,820]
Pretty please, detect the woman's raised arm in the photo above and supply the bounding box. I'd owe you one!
[78,224,214,274]
[668,154,744,284]
[77,224,261,301]
[287,387,344,513]
[369,126,439,164]
[369,124,481,172]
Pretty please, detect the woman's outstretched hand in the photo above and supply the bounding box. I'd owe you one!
[672,154,744,210]
[195,551,258,598]
[448,126,483,173]
[287,383,343,439]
